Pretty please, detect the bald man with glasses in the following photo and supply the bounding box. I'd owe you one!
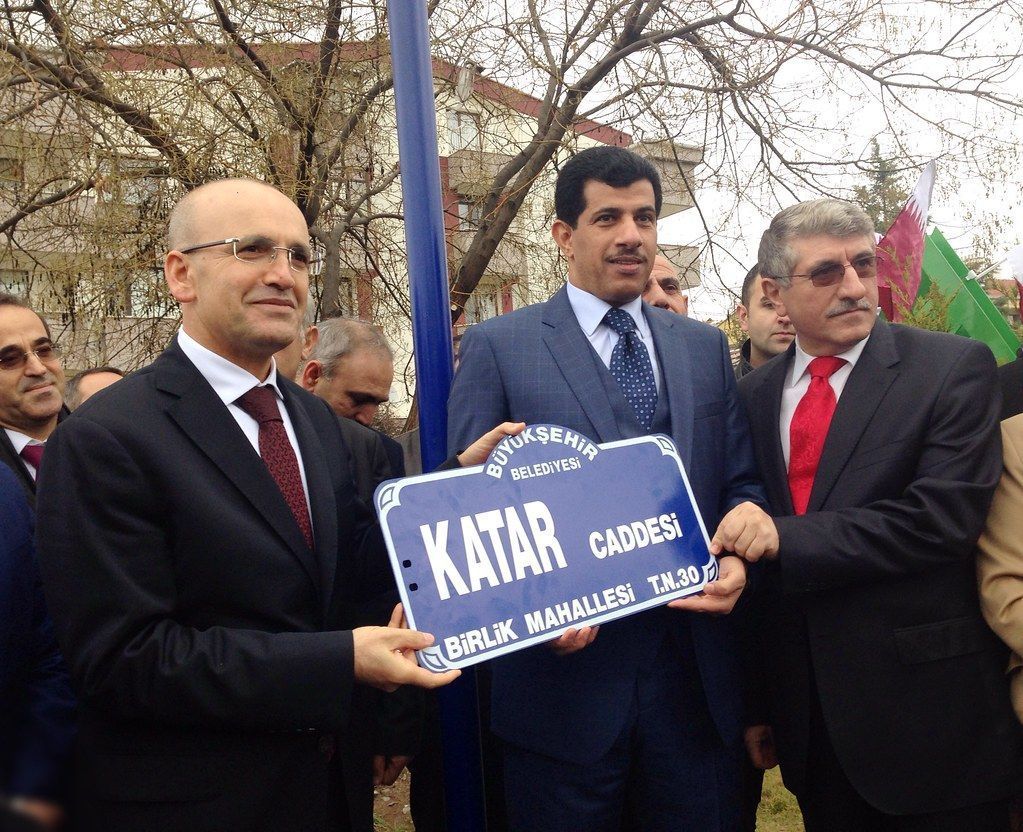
[34,179,509,832]
[0,294,68,507]
[736,199,1023,831]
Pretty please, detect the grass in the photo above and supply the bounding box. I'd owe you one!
[756,767,804,831]
[373,764,804,831]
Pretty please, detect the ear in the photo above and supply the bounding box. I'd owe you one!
[551,219,574,259]
[736,304,750,333]
[300,359,322,392]
[761,278,788,319]
[302,325,319,361]
[164,251,196,304]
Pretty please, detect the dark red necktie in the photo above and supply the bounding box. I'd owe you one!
[788,356,846,515]
[20,443,44,478]
[235,386,314,549]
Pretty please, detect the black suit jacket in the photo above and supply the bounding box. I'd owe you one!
[738,321,1023,815]
[0,408,68,508]
[999,356,1023,421]
[35,342,396,832]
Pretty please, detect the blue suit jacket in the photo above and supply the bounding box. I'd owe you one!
[447,286,764,764]
[0,463,76,801]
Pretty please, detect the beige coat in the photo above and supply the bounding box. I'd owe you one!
[978,413,1023,723]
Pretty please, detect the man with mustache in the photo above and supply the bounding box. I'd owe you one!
[737,199,1023,830]
[448,146,773,830]
[734,265,795,378]
[0,294,67,507]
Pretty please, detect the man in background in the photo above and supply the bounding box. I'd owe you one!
[64,366,124,410]
[734,265,795,378]
[0,463,75,832]
[641,253,689,316]
[0,295,66,506]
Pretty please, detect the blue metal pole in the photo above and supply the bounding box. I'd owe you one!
[386,3,486,831]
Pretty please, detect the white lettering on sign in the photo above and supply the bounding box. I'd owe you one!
[419,501,567,600]
[588,513,683,559]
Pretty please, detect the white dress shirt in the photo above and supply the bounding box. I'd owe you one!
[780,333,871,468]
[4,428,43,480]
[176,329,312,519]
[565,281,662,392]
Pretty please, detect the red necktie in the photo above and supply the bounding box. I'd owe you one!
[788,356,846,515]
[20,443,44,479]
[235,387,314,549]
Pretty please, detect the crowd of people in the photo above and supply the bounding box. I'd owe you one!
[2,146,1023,832]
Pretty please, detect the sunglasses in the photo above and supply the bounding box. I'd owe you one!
[788,254,878,287]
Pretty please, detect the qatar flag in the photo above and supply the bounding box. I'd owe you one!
[876,161,936,321]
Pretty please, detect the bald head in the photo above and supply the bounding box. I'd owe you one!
[643,255,689,316]
[166,179,297,252]
[163,179,312,377]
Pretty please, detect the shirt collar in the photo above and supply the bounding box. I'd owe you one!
[3,428,41,454]
[789,331,871,387]
[565,281,649,338]
[176,328,284,407]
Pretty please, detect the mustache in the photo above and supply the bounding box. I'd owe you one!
[19,374,56,392]
[826,299,872,318]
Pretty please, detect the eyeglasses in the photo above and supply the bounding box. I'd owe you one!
[179,236,322,276]
[788,254,878,287]
[0,343,62,372]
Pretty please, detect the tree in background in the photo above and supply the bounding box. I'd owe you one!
[2,0,1022,391]
[853,140,911,233]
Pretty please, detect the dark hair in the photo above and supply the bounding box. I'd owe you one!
[0,292,52,338]
[555,147,662,228]
[740,265,761,308]
[65,366,125,409]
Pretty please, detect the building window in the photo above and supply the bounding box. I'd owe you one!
[457,200,483,230]
[0,269,29,299]
[464,282,501,325]
[0,157,24,183]
[447,111,480,152]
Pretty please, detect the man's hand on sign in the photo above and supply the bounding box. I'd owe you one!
[548,625,600,656]
[710,501,778,562]
[667,556,746,615]
[353,604,461,691]
[456,422,527,467]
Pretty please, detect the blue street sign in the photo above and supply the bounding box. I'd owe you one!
[376,425,717,670]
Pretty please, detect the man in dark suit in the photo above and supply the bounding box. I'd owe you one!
[734,264,795,379]
[34,179,467,832]
[738,198,1023,831]
[448,146,773,831]
[999,350,1023,420]
[0,463,76,832]
[0,295,67,507]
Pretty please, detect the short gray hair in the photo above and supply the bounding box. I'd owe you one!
[310,317,393,376]
[758,199,874,285]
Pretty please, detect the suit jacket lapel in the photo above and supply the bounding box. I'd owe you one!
[808,320,900,512]
[283,384,338,620]
[645,306,693,472]
[541,287,621,443]
[755,347,794,515]
[156,344,322,589]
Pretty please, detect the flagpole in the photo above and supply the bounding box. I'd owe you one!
[386,3,487,831]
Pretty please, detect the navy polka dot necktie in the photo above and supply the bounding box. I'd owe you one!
[604,307,657,431]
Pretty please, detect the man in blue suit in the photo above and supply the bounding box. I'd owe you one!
[447,146,774,831]
[0,460,75,830]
